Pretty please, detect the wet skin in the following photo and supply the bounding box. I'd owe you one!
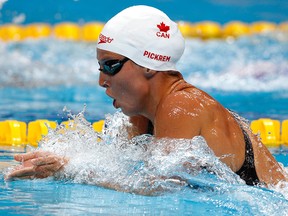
[97,49,287,185]
[5,49,287,187]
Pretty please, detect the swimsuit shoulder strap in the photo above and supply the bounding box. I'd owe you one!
[227,109,260,185]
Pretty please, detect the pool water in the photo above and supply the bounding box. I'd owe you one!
[1,146,288,215]
[0,33,287,122]
[0,174,287,215]
[0,123,288,216]
[0,32,288,215]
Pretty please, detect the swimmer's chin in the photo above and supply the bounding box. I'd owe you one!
[113,99,120,109]
[113,100,127,114]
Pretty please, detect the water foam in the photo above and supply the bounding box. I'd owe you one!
[179,33,288,92]
[0,39,99,87]
[33,110,244,195]
[0,33,287,92]
[32,108,288,208]
[0,0,7,10]
[3,108,288,213]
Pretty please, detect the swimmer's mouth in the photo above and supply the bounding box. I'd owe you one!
[113,99,119,109]
[106,92,118,108]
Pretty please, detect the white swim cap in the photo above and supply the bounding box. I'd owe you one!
[97,5,185,71]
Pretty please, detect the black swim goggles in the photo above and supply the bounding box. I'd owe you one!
[98,57,129,76]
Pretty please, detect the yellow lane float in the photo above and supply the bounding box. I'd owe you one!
[82,22,104,42]
[60,120,75,129]
[178,21,196,38]
[282,120,288,145]
[1,118,288,148]
[0,21,287,42]
[27,120,57,147]
[25,23,52,39]
[250,21,277,34]
[0,120,27,146]
[92,120,105,133]
[194,21,222,39]
[279,21,288,32]
[222,21,250,38]
[0,24,25,41]
[53,22,81,41]
[251,118,282,148]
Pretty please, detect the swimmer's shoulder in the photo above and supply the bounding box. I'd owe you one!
[157,84,208,123]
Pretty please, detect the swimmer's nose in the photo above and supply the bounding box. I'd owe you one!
[98,72,110,88]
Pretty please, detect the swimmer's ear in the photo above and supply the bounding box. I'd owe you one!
[144,68,157,79]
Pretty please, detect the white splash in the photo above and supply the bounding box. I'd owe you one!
[36,110,243,195]
[0,33,287,92]
[0,40,99,87]
[12,13,26,24]
[3,108,288,213]
[185,60,288,92]
[179,33,288,92]
[0,0,8,10]
[28,109,288,202]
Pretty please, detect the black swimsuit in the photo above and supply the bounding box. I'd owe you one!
[235,125,260,185]
[229,110,260,185]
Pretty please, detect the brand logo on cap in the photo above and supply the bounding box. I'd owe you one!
[98,33,114,44]
[156,22,170,39]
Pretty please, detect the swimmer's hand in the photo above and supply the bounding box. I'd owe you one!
[5,151,68,180]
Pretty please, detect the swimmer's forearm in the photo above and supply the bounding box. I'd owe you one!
[95,181,159,196]
[94,175,186,196]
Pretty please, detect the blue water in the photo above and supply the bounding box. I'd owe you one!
[1,1,288,215]
[1,0,288,24]
[0,33,287,215]
[0,33,288,122]
[1,177,287,215]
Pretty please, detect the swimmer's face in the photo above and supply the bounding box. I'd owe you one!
[97,49,150,116]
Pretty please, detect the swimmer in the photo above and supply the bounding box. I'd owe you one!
[6,5,287,187]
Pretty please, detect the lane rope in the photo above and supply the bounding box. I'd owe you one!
[0,118,287,147]
[0,21,287,42]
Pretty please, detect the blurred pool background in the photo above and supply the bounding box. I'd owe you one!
[0,0,287,123]
[0,0,288,215]
[1,0,287,24]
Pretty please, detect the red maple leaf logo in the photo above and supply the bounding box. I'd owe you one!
[157,22,170,32]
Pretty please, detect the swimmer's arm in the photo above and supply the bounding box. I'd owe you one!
[6,152,185,195]
[5,151,68,180]
[246,128,288,185]
[92,175,186,196]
